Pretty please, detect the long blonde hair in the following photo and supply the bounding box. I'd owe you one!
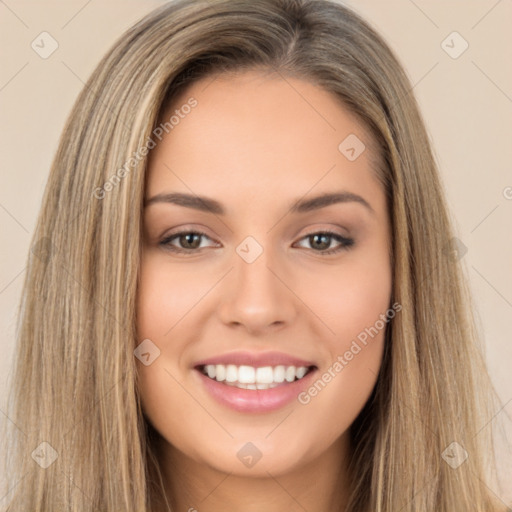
[2,0,506,510]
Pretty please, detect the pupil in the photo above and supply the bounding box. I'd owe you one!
[182,233,200,249]
[311,233,329,250]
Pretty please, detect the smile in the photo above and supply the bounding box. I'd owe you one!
[199,364,315,390]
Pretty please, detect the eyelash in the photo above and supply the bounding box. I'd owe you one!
[159,229,355,256]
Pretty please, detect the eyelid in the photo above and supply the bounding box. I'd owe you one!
[293,229,354,255]
[160,223,217,241]
[159,228,218,250]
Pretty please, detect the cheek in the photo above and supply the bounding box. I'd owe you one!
[297,253,392,345]
[135,261,207,450]
[136,361,220,466]
[293,251,391,416]
[136,256,202,339]
[297,288,388,442]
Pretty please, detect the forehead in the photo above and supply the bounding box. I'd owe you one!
[145,70,384,216]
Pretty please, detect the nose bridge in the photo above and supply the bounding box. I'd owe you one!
[216,235,296,332]
[236,241,278,298]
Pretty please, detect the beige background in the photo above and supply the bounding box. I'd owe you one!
[1,0,511,505]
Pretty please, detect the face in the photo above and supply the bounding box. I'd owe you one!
[136,69,393,478]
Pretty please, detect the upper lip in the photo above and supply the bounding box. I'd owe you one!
[194,350,317,369]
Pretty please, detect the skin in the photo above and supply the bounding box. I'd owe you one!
[136,69,392,512]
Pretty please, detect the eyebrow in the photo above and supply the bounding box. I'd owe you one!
[144,191,375,215]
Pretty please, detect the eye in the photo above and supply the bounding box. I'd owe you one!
[159,229,354,255]
[159,230,218,253]
[294,230,354,255]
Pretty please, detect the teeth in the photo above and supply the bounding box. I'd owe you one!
[238,365,255,383]
[225,364,238,382]
[206,365,216,379]
[201,364,312,389]
[285,366,296,382]
[256,366,274,384]
[224,381,281,390]
[274,366,285,383]
[215,365,226,382]
[296,366,308,379]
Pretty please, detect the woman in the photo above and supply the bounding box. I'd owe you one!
[2,0,507,510]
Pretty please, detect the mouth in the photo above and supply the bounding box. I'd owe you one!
[196,363,317,390]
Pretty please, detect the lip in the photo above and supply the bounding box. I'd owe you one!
[194,365,318,414]
[193,350,316,368]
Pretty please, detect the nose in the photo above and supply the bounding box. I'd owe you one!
[216,245,298,336]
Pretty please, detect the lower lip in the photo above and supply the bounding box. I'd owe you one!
[195,368,317,413]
